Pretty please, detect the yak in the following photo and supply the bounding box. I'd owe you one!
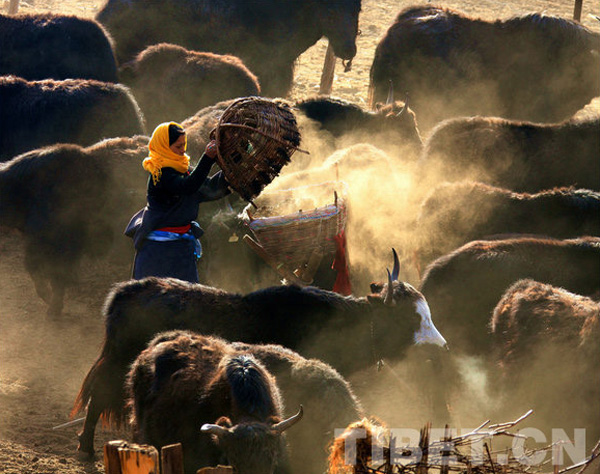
[294,96,423,159]
[0,12,118,82]
[419,115,600,192]
[0,137,149,315]
[419,237,600,356]
[72,251,444,455]
[126,331,304,474]
[369,5,600,131]
[119,43,261,129]
[0,76,146,161]
[96,0,361,96]
[414,183,600,270]
[490,279,599,371]
[489,279,599,453]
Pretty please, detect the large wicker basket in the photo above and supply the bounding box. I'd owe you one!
[241,181,348,284]
[214,97,304,202]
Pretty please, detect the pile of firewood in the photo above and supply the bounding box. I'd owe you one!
[328,410,600,474]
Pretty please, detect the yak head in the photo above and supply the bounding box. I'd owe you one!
[201,407,303,474]
[318,0,361,62]
[368,249,448,352]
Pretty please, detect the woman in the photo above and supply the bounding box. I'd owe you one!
[126,121,230,282]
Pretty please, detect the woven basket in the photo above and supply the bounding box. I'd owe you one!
[241,182,348,272]
[214,97,303,202]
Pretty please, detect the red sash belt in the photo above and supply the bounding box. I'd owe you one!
[157,224,191,234]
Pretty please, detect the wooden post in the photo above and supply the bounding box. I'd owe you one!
[119,444,159,474]
[161,444,184,474]
[104,440,159,474]
[8,0,19,14]
[319,42,336,96]
[104,440,128,474]
[573,0,583,21]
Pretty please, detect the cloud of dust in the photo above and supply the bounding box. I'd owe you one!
[339,341,598,469]
[263,138,421,290]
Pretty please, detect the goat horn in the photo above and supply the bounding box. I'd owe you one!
[201,423,230,438]
[383,269,394,306]
[391,248,400,281]
[273,406,304,433]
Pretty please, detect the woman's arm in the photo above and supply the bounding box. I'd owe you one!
[196,170,232,201]
[156,153,214,195]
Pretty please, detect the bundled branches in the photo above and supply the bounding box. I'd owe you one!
[328,411,598,474]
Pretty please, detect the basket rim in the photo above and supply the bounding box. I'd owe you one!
[240,180,349,223]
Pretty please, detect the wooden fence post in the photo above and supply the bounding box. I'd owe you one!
[573,0,583,21]
[104,440,127,474]
[8,0,19,14]
[104,440,159,474]
[161,444,184,474]
[319,42,336,96]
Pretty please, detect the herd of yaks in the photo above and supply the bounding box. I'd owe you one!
[0,1,599,473]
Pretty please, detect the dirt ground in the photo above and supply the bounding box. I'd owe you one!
[1,0,599,473]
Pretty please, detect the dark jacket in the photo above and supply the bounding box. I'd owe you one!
[127,154,231,249]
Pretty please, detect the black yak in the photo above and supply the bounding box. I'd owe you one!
[96,0,361,96]
[126,331,303,474]
[419,237,600,356]
[77,332,363,471]
[0,12,118,82]
[0,76,146,161]
[419,115,600,191]
[489,279,599,454]
[0,137,149,315]
[294,96,423,158]
[369,5,600,131]
[414,183,600,269]
[119,43,261,129]
[72,252,444,455]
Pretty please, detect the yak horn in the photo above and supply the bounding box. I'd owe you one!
[201,423,230,438]
[386,79,394,105]
[391,248,400,281]
[273,406,304,433]
[383,269,394,306]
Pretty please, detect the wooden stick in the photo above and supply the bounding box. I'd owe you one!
[485,442,496,474]
[319,42,336,95]
[573,0,583,21]
[197,467,234,474]
[52,417,85,430]
[242,234,308,286]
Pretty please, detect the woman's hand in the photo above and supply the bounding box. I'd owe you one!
[205,140,218,160]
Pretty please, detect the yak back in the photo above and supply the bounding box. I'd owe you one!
[420,236,600,355]
[97,0,360,96]
[369,5,600,129]
[0,76,146,161]
[0,12,118,82]
[419,115,600,192]
[415,182,600,267]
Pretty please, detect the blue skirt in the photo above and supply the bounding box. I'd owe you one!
[133,238,200,283]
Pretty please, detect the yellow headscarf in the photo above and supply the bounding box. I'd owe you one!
[143,122,191,184]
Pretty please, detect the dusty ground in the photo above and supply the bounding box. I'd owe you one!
[1,0,599,473]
